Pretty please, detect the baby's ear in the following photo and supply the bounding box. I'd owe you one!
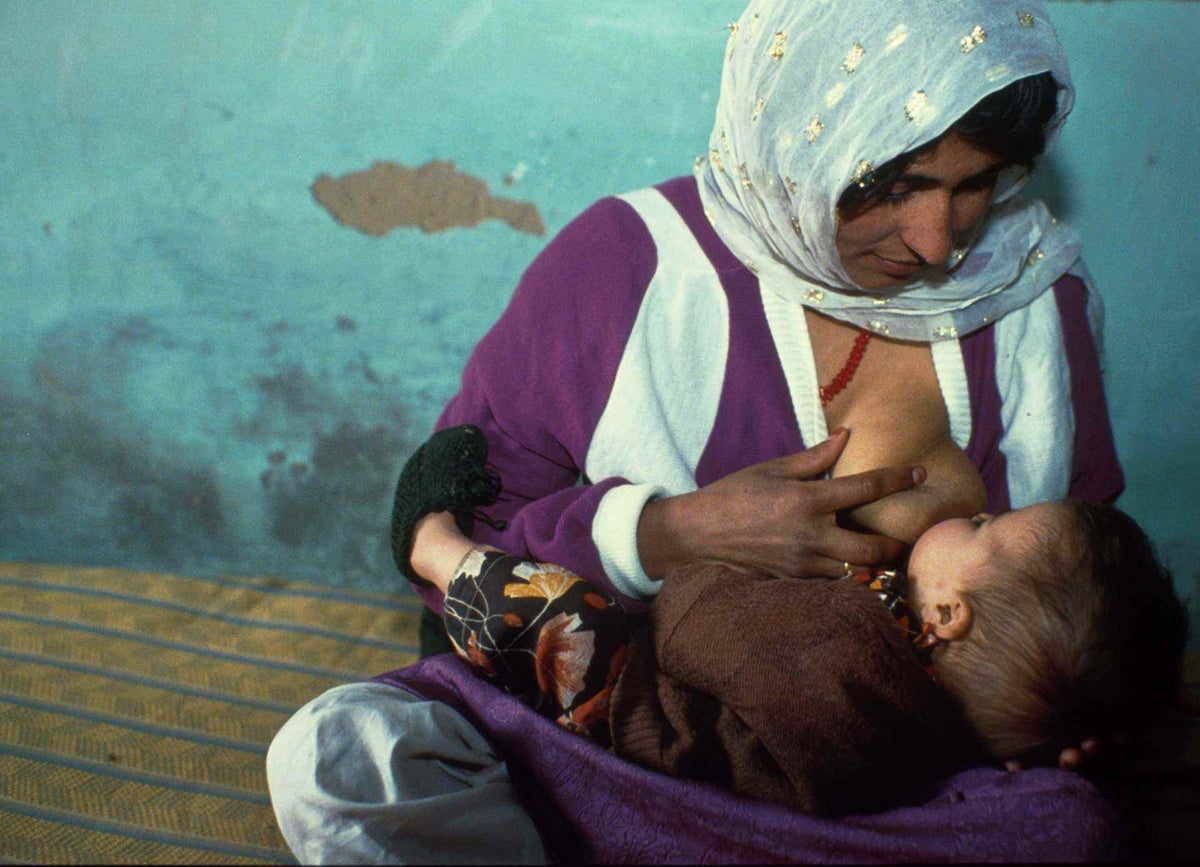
[921,593,973,642]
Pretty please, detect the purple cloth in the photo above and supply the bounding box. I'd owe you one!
[374,656,1125,864]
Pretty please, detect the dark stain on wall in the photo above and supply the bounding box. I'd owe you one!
[16,320,227,564]
[111,466,224,558]
[254,365,322,416]
[3,311,420,590]
[262,421,405,549]
[236,322,417,587]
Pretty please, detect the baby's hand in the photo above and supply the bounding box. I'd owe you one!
[1004,738,1103,774]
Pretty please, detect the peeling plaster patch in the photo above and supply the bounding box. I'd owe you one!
[311,160,545,237]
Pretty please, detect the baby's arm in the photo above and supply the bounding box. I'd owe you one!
[411,512,495,593]
[838,434,986,545]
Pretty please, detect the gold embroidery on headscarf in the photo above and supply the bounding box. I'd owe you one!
[904,90,932,123]
[842,43,865,73]
[739,163,753,189]
[884,25,909,53]
[727,21,740,58]
[770,31,787,61]
[960,25,986,54]
[852,160,874,187]
[872,297,889,306]
[869,320,890,335]
[825,82,849,107]
[934,326,959,339]
[710,149,724,172]
[1017,12,1035,28]
[792,216,804,237]
[785,176,798,195]
[747,261,760,274]
[806,288,826,303]
[804,116,825,143]
[1026,247,1044,267]
[694,155,705,171]
[750,13,761,32]
[752,97,766,122]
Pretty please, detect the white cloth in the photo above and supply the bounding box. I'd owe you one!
[266,682,548,865]
[697,0,1082,341]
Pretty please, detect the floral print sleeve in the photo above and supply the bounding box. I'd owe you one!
[442,551,634,744]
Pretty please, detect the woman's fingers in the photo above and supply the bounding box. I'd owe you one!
[820,525,908,569]
[812,464,927,512]
[767,428,850,479]
[804,556,864,579]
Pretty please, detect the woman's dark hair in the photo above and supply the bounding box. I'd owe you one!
[837,71,1060,217]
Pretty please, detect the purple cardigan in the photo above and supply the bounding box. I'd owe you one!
[417,175,1122,616]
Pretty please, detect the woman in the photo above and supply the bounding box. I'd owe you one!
[268,1,1123,862]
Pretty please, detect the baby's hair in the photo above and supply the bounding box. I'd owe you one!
[935,500,1188,765]
[837,71,1059,218]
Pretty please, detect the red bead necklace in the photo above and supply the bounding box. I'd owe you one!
[819,329,872,406]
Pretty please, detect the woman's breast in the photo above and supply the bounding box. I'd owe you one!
[821,333,954,477]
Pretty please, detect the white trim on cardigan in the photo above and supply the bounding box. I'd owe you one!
[994,289,1074,508]
[588,188,729,598]
[931,340,972,451]
[761,285,828,450]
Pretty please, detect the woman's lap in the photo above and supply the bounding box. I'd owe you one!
[269,659,1123,863]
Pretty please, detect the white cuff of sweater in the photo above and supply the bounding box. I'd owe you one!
[593,482,669,600]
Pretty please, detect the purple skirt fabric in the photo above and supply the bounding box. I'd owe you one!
[373,655,1124,863]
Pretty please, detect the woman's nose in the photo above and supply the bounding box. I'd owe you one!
[900,195,954,266]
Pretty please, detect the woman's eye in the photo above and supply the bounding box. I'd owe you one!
[955,174,999,195]
[880,189,912,206]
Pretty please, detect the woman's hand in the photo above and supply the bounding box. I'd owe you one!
[636,428,925,580]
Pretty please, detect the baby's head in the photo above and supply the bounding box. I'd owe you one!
[907,500,1188,766]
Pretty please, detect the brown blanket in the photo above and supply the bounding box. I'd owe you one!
[610,564,977,816]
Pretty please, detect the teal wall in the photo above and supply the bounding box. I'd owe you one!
[1,2,1197,633]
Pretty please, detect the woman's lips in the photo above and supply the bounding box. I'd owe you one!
[871,253,922,279]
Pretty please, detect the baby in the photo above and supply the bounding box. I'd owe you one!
[392,425,1188,816]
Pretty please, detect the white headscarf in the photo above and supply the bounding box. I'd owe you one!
[696,0,1081,341]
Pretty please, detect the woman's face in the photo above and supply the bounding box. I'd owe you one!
[834,134,1007,291]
